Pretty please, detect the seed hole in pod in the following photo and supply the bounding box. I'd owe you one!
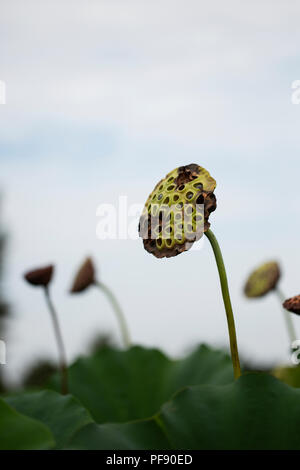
[168,176,174,182]
[194,182,203,190]
[175,213,182,220]
[159,184,164,190]
[175,233,183,240]
[186,191,194,200]
[176,202,183,209]
[167,185,175,191]
[173,194,179,202]
[152,205,159,216]
[178,184,185,191]
[164,196,170,204]
[157,194,163,201]
[166,226,172,234]
[178,223,184,230]
[150,240,156,247]
[152,194,156,200]
[185,205,193,215]
[159,211,171,224]
[166,239,173,247]
[194,214,203,221]
[187,224,193,232]
[148,204,151,212]
[196,194,204,204]
[156,239,162,248]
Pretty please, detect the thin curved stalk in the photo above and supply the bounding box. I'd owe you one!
[275,287,297,346]
[205,229,241,379]
[94,280,131,348]
[44,287,68,394]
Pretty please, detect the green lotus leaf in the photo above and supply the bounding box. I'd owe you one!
[5,390,92,449]
[69,373,300,450]
[0,397,54,450]
[49,344,233,424]
[68,419,171,450]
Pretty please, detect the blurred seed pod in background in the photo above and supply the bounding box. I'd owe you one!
[70,256,130,348]
[283,295,300,315]
[244,261,280,298]
[23,263,68,394]
[70,257,95,293]
[24,265,54,287]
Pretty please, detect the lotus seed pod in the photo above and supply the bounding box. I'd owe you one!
[244,261,280,298]
[70,257,95,293]
[283,295,300,315]
[24,265,54,287]
[139,164,217,258]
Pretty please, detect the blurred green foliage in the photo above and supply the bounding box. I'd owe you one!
[0,397,54,450]
[3,349,300,449]
[23,360,57,389]
[68,373,300,450]
[48,344,234,423]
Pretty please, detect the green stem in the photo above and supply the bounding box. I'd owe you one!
[275,287,297,345]
[205,229,241,379]
[94,280,131,349]
[44,287,68,395]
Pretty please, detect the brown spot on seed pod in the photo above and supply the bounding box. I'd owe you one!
[244,261,280,298]
[24,265,54,287]
[283,295,300,315]
[174,164,200,187]
[70,257,95,293]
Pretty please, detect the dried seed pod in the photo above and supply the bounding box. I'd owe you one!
[244,261,280,298]
[70,257,95,293]
[283,295,300,315]
[24,265,54,287]
[139,164,217,258]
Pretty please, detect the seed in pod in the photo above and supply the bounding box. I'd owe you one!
[244,261,280,298]
[139,164,217,258]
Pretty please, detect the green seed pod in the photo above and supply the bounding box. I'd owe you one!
[283,295,300,315]
[139,164,217,258]
[244,261,280,298]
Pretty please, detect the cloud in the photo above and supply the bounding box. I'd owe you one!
[1,0,300,148]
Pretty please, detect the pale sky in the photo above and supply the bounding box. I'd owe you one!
[1,0,300,384]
